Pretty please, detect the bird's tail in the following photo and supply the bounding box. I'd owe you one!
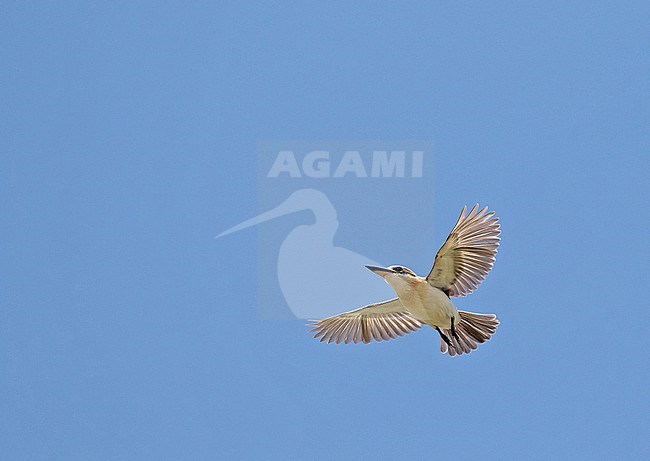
[439,310,499,356]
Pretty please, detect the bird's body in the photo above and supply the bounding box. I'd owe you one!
[309,204,502,356]
[383,273,457,329]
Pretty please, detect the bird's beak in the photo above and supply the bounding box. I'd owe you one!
[365,265,395,278]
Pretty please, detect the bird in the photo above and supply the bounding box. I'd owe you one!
[308,204,501,356]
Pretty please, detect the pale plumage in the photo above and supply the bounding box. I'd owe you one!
[309,298,423,344]
[308,204,501,356]
[426,204,500,297]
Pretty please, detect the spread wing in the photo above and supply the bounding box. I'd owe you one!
[308,298,424,344]
[426,204,500,297]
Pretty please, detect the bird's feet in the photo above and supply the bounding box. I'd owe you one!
[436,327,453,348]
[450,316,461,343]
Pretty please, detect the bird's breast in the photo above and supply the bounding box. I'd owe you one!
[395,279,458,328]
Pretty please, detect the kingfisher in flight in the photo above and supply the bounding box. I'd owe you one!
[309,204,501,356]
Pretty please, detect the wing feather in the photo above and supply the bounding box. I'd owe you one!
[426,204,501,297]
[308,298,424,344]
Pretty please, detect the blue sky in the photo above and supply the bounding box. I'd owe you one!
[2,2,649,460]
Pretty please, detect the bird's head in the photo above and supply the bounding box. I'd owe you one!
[365,264,418,292]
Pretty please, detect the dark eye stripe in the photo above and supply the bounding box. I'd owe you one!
[391,266,415,276]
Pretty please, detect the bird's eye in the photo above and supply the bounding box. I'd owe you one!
[394,266,403,273]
